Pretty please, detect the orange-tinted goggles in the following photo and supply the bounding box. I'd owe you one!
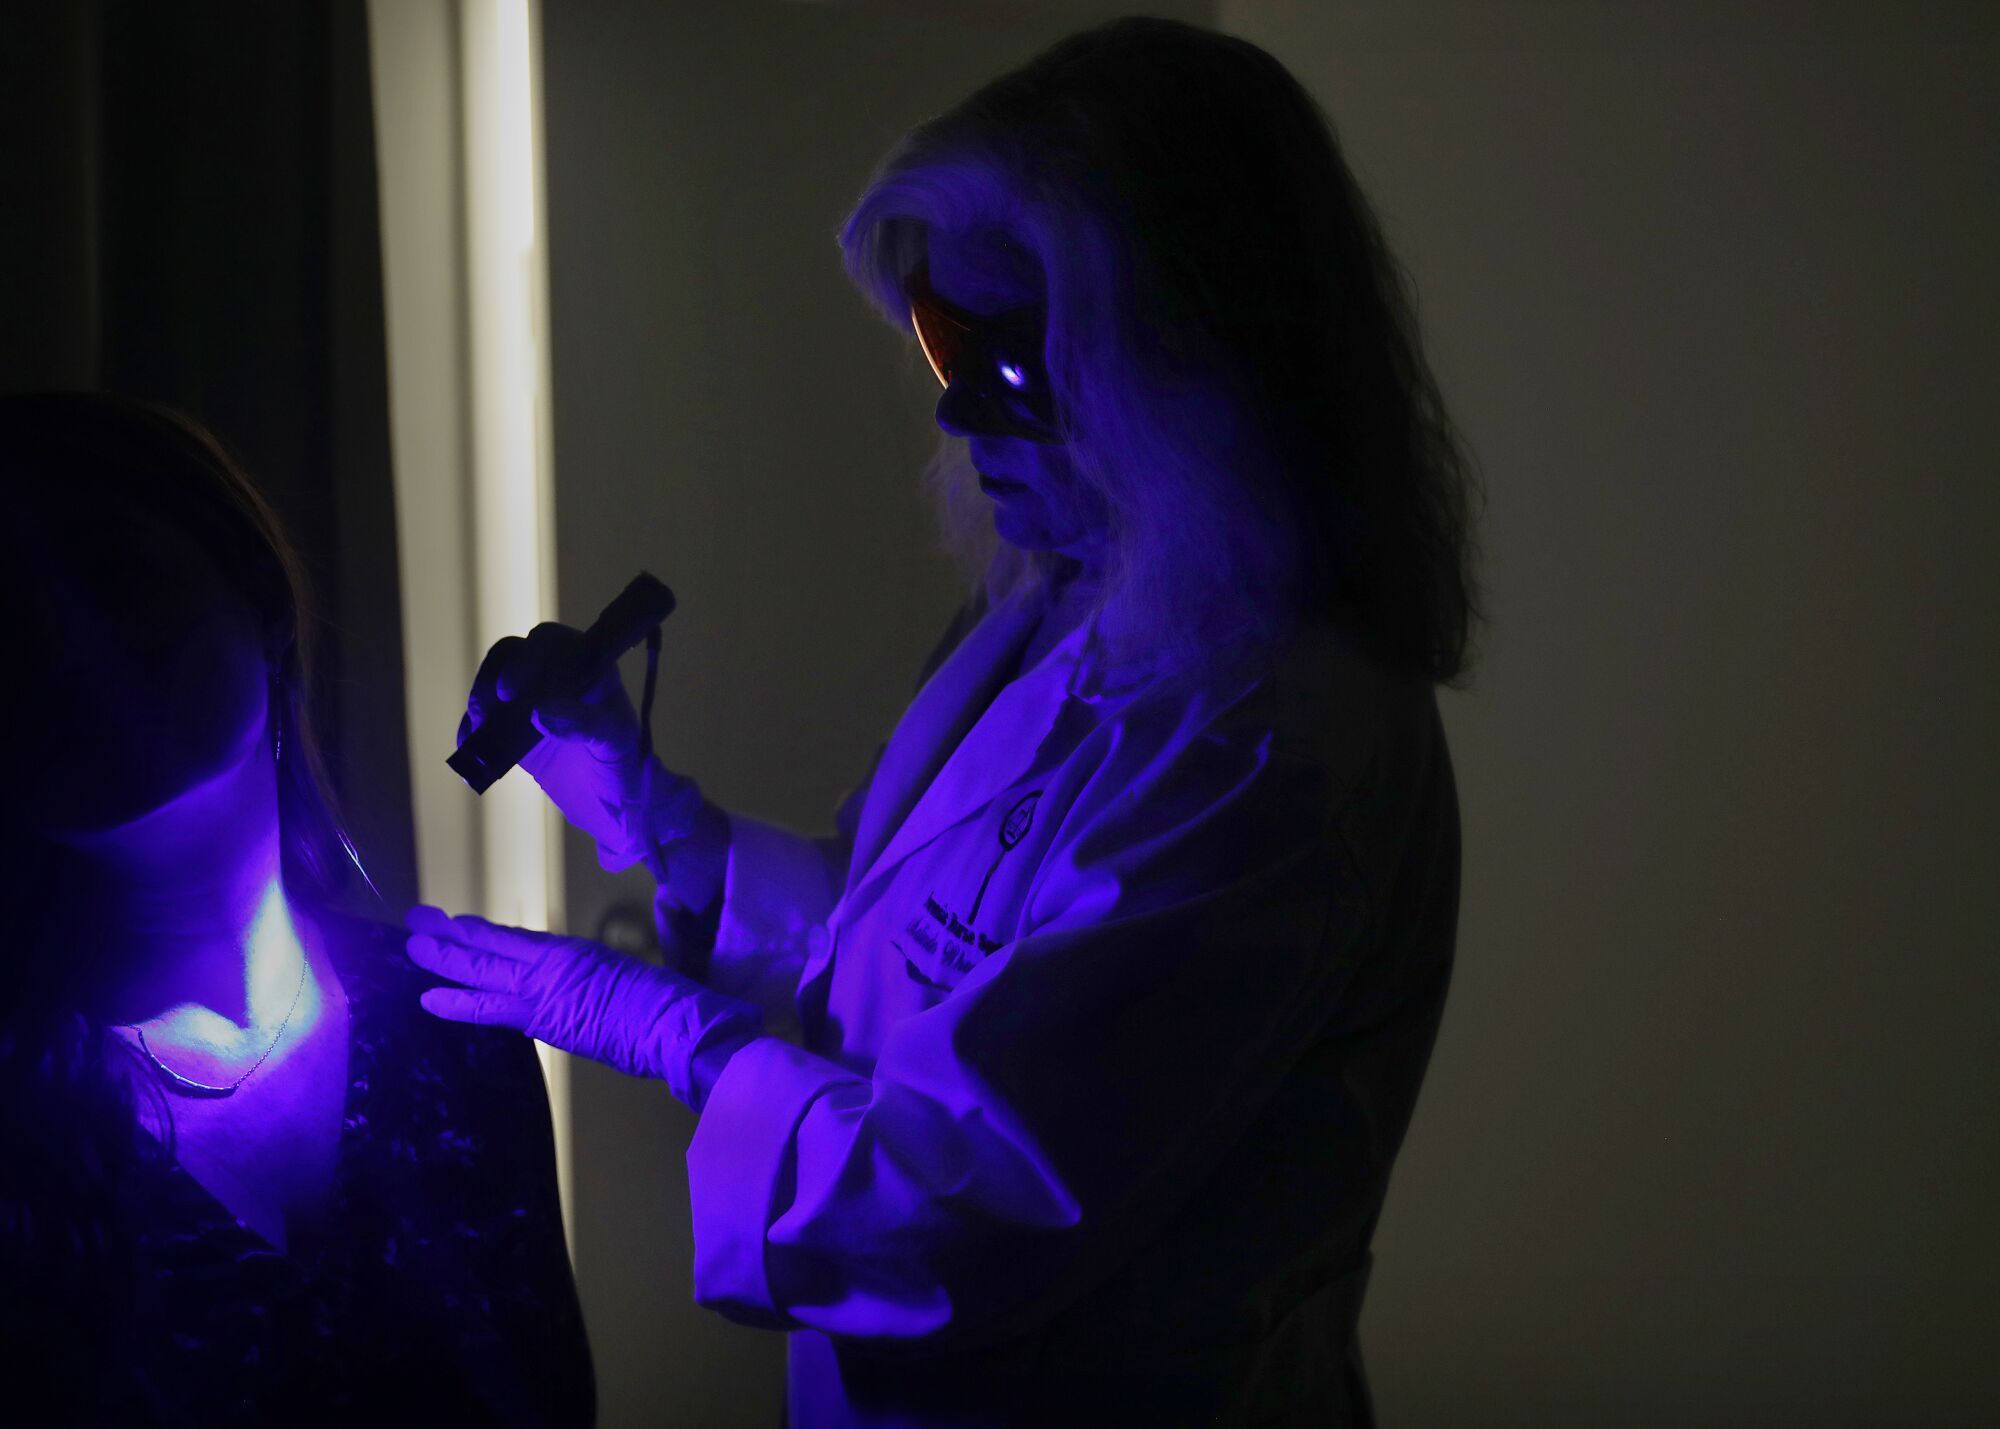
[905,263,1059,442]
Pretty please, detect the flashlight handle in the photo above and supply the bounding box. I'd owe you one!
[447,572,678,795]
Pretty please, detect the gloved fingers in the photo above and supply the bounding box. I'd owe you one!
[419,986,534,1029]
[407,932,531,994]
[531,701,587,738]
[467,634,532,737]
[531,693,634,747]
[405,904,564,958]
[503,622,596,704]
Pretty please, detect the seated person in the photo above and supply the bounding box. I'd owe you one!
[0,393,593,1426]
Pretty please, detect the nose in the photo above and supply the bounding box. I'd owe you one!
[933,379,984,439]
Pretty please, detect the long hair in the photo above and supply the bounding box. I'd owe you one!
[0,392,362,1399]
[841,17,1484,685]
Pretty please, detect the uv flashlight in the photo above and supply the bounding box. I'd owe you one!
[447,571,677,795]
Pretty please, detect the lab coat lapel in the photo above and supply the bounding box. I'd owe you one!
[845,587,1044,893]
[856,621,1087,900]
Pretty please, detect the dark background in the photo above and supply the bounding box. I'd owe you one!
[6,2,1998,1426]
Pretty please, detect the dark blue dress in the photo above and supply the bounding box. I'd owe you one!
[119,912,595,1427]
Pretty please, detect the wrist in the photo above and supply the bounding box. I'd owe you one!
[656,893,720,982]
[656,977,761,1111]
[594,761,707,873]
[657,799,730,911]
[686,1026,757,1114]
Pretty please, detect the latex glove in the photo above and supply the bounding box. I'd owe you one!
[406,904,760,1111]
[460,622,705,871]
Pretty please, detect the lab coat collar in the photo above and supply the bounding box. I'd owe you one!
[1065,614,1157,705]
[844,584,1094,903]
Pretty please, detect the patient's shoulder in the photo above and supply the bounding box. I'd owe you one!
[314,907,549,1100]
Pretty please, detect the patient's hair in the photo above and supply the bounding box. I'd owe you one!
[841,17,1483,685]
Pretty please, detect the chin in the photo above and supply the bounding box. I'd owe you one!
[993,514,1055,553]
[28,764,198,841]
[33,699,268,843]
[993,515,1099,563]
[33,749,231,842]
[985,491,1057,552]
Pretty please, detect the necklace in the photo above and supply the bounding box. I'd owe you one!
[126,954,310,1098]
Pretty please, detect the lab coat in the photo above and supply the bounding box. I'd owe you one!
[685,582,1460,1427]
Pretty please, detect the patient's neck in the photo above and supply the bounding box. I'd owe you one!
[70,728,303,1035]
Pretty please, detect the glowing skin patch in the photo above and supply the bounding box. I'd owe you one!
[129,876,321,1090]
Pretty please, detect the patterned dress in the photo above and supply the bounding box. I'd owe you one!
[117,912,595,1427]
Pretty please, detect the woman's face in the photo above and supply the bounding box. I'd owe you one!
[0,478,272,838]
[924,228,1107,567]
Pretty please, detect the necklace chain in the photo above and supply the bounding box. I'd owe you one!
[127,955,310,1099]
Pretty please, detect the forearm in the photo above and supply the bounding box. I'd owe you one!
[657,811,847,1032]
[653,795,732,917]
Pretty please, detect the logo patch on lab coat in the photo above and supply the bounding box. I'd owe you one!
[971,790,1040,921]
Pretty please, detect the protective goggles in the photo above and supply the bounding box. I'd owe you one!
[905,262,1060,443]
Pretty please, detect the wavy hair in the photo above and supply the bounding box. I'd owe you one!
[841,17,1484,685]
[0,392,366,1407]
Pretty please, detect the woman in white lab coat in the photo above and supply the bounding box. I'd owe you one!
[408,17,1482,1427]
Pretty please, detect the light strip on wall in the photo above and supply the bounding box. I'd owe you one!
[369,0,573,1250]
[460,0,571,1247]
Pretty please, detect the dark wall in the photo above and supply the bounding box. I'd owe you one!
[0,2,98,391]
[538,3,1209,1424]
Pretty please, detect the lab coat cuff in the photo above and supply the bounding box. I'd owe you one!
[688,1035,843,1325]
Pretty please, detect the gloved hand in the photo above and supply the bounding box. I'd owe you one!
[461,622,706,872]
[406,904,760,1111]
